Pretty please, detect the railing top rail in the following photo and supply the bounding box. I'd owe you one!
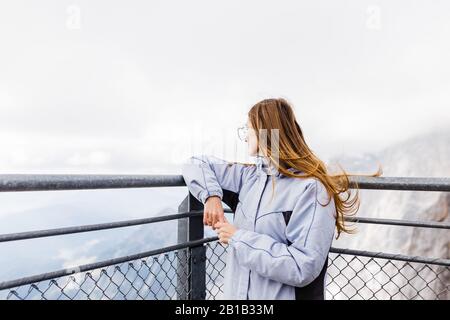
[0,174,449,192]
[0,174,186,192]
[349,176,450,192]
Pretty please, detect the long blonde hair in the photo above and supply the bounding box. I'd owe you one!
[242,97,382,239]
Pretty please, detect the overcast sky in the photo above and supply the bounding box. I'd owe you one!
[0,0,449,174]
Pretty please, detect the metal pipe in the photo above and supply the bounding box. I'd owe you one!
[0,236,218,291]
[1,175,449,192]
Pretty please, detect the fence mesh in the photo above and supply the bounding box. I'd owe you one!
[2,249,191,300]
[326,253,449,300]
[1,241,448,300]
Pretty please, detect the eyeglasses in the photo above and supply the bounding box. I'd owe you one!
[237,124,249,142]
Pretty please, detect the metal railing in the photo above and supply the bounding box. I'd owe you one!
[0,174,448,300]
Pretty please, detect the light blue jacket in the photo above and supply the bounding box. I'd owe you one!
[181,154,336,300]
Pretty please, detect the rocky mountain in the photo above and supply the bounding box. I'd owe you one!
[329,128,449,299]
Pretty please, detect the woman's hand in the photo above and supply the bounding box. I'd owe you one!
[204,196,225,229]
[214,217,237,245]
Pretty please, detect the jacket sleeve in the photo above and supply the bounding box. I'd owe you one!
[228,179,337,287]
[181,154,252,205]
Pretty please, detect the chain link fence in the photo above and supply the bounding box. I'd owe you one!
[1,240,448,300]
[326,252,449,300]
[2,248,191,300]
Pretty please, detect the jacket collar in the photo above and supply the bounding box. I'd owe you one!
[255,155,304,178]
[255,155,281,177]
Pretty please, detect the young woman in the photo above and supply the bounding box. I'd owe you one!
[181,98,382,300]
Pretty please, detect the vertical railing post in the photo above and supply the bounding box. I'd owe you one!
[177,192,206,300]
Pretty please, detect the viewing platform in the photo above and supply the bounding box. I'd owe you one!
[0,174,448,300]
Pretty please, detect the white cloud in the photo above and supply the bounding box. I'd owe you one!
[55,239,102,269]
[0,0,448,172]
[66,151,111,166]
